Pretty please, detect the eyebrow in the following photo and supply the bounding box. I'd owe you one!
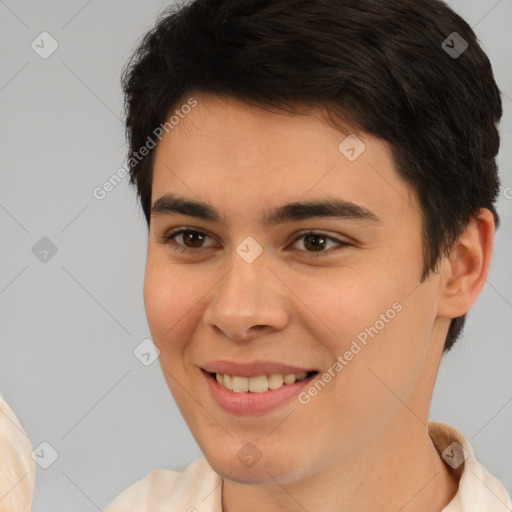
[151,193,381,227]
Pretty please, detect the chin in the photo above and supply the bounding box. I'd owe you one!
[204,445,308,485]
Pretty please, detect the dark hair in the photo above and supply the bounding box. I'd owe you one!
[121,0,502,352]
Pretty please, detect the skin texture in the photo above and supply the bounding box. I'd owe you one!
[144,93,494,512]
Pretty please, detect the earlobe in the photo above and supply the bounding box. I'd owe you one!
[437,208,495,319]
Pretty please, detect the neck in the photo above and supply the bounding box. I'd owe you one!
[222,417,459,512]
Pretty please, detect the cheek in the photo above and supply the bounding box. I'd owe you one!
[298,267,403,346]
[143,259,200,349]
[335,280,439,413]
[301,265,428,395]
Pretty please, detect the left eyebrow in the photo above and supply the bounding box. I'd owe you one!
[151,193,381,227]
[263,198,381,227]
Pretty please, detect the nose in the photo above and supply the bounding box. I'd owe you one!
[202,252,289,341]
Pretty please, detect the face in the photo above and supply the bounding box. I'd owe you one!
[144,93,448,484]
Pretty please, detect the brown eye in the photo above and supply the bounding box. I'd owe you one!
[180,230,207,248]
[160,229,215,253]
[290,231,350,256]
[303,233,328,252]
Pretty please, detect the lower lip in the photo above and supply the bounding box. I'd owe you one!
[202,370,316,415]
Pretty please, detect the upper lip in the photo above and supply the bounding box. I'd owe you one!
[201,360,317,377]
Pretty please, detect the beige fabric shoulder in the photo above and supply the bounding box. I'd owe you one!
[0,395,35,512]
[428,421,511,511]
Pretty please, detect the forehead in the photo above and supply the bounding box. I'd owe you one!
[151,93,418,225]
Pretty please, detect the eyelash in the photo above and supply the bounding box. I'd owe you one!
[159,228,351,257]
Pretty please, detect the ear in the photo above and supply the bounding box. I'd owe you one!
[437,208,495,319]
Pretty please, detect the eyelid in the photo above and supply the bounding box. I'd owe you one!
[159,227,352,255]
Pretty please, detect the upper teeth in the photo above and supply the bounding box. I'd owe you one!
[215,372,309,393]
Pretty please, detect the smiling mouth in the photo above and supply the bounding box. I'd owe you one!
[207,370,318,393]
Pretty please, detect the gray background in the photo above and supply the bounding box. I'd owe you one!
[0,0,510,510]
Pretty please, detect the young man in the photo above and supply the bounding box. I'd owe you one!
[101,0,512,510]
